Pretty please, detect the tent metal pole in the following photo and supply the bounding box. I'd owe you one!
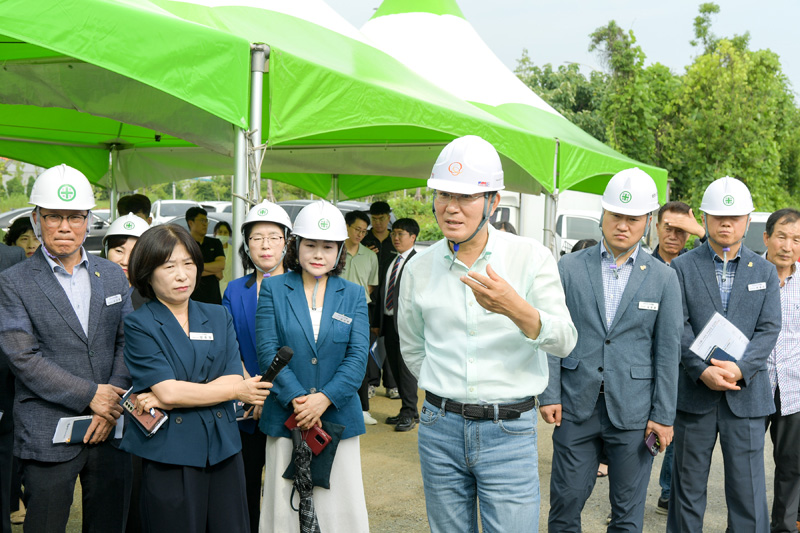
[249,44,269,204]
[232,127,247,279]
[109,146,119,221]
[543,140,560,258]
[332,174,339,205]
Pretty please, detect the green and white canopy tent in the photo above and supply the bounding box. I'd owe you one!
[361,0,668,247]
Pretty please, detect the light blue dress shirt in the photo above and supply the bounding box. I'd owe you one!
[42,246,91,336]
[398,226,577,404]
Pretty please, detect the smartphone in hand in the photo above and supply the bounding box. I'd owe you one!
[645,432,660,456]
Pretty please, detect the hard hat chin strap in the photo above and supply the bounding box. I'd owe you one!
[431,192,496,270]
[599,211,651,278]
[31,207,91,264]
[703,215,750,282]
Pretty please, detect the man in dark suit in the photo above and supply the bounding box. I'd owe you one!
[667,177,782,533]
[0,242,26,533]
[0,165,133,532]
[376,218,420,431]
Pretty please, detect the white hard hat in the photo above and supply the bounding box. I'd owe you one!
[103,214,149,247]
[292,200,347,241]
[601,168,660,216]
[700,176,754,216]
[428,135,504,195]
[242,200,292,236]
[29,164,96,210]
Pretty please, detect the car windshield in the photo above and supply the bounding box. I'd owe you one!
[743,220,767,255]
[566,217,602,241]
[161,203,194,217]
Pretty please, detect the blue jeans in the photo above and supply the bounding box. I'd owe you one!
[659,442,674,500]
[417,399,539,533]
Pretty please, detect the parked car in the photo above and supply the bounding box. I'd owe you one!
[201,201,232,213]
[742,211,770,255]
[277,200,393,224]
[150,199,202,226]
[0,207,33,231]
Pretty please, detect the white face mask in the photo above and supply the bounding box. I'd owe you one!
[217,235,230,245]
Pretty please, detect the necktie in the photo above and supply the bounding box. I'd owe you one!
[385,255,402,311]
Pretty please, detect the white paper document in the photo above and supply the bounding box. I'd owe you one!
[52,415,124,444]
[689,312,749,361]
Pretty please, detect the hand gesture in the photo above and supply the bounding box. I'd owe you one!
[89,384,125,423]
[292,393,331,430]
[234,375,272,405]
[699,361,741,391]
[540,404,562,426]
[83,414,116,444]
[645,420,673,452]
[460,264,521,316]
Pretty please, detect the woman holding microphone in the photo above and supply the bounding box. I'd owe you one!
[256,200,369,532]
[121,224,271,532]
[222,200,292,533]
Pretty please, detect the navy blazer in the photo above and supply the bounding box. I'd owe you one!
[0,249,131,461]
[121,299,243,467]
[540,244,683,430]
[255,272,369,440]
[671,242,781,418]
[222,272,260,433]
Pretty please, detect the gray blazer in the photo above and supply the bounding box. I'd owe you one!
[671,242,781,418]
[0,249,132,461]
[540,244,683,430]
[0,242,25,273]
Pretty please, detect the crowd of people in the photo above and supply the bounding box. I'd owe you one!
[0,134,798,533]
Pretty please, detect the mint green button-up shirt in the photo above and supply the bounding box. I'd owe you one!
[398,226,577,404]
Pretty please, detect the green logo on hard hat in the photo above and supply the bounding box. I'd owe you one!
[619,191,632,203]
[57,184,76,202]
[258,208,268,216]
[123,221,135,230]
[723,195,735,206]
[318,218,330,230]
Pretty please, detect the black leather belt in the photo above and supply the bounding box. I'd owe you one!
[425,392,536,421]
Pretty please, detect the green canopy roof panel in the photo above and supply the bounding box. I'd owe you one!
[372,0,465,20]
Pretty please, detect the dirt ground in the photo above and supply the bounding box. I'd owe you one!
[20,386,775,532]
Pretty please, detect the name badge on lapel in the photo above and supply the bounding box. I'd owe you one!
[189,332,214,341]
[748,282,766,291]
[332,312,352,325]
[105,294,122,306]
[638,302,659,311]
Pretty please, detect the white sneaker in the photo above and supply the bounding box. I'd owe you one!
[363,411,378,425]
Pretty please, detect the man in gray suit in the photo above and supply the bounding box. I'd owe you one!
[0,165,132,532]
[667,177,781,533]
[541,168,683,532]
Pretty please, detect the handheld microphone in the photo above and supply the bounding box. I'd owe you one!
[242,346,293,411]
[261,346,293,383]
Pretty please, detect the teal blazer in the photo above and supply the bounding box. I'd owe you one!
[121,299,243,467]
[256,272,369,440]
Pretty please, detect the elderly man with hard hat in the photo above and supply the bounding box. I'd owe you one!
[667,177,781,533]
[398,136,577,532]
[539,168,682,532]
[0,165,133,531]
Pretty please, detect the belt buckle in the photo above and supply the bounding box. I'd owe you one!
[460,403,482,420]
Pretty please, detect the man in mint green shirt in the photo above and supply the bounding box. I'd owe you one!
[398,136,577,533]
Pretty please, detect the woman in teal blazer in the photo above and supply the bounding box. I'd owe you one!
[121,225,270,532]
[256,201,369,532]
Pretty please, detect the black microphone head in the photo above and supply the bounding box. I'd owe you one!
[275,346,293,364]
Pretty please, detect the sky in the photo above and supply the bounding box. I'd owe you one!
[326,0,800,95]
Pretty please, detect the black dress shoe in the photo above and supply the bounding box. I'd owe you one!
[395,417,417,432]
[385,414,402,425]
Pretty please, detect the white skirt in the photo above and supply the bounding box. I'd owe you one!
[259,435,369,533]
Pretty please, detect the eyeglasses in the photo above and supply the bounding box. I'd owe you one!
[249,235,284,246]
[391,231,410,238]
[350,227,369,236]
[434,191,486,206]
[41,213,88,228]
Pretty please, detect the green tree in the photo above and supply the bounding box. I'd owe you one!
[515,51,608,142]
[5,176,24,197]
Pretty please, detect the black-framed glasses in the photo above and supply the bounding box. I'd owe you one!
[41,213,88,228]
[434,191,486,206]
[350,227,369,236]
[390,230,410,238]
[249,235,284,246]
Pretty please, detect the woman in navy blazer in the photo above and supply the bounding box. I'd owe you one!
[256,201,370,532]
[121,225,270,533]
[222,200,292,533]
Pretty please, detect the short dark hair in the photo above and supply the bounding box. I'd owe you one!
[4,217,34,247]
[392,218,420,237]
[345,210,370,227]
[117,194,152,217]
[129,225,204,300]
[185,206,207,223]
[657,201,691,223]
[571,239,597,252]
[492,221,517,235]
[766,208,800,237]
[284,236,346,276]
[369,201,391,215]
[213,221,232,235]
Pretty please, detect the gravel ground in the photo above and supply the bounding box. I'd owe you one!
[22,387,776,532]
